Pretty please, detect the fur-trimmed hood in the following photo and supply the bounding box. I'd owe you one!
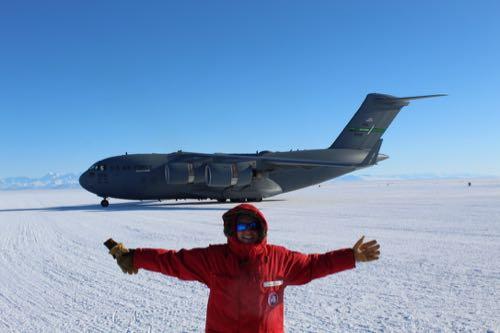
[222,203,268,259]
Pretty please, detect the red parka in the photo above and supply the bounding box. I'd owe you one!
[133,204,355,333]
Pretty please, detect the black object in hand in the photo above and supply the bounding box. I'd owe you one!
[104,238,118,257]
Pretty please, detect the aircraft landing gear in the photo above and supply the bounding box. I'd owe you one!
[247,197,263,202]
[217,198,227,203]
[101,198,109,207]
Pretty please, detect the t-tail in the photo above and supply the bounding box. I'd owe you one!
[330,93,446,165]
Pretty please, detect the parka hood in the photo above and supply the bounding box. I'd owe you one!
[222,204,268,260]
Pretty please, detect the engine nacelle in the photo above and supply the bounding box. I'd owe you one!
[205,163,253,187]
[165,163,195,184]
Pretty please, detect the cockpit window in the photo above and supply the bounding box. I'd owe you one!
[89,164,106,171]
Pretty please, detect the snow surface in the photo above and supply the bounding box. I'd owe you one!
[0,179,499,332]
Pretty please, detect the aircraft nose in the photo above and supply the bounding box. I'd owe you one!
[79,171,94,192]
[79,172,87,190]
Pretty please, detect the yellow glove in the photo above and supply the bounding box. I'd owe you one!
[352,236,380,262]
[109,243,138,275]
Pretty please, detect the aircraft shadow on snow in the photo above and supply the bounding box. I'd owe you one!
[0,199,285,213]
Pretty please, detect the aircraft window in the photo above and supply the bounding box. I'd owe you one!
[135,165,151,172]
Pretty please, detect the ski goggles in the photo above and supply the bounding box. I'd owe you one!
[236,221,259,232]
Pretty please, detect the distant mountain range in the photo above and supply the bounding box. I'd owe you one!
[0,172,497,190]
[0,173,80,190]
[337,173,498,181]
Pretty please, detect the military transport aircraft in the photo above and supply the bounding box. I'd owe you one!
[79,93,445,207]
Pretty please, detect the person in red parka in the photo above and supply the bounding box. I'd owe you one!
[109,203,380,333]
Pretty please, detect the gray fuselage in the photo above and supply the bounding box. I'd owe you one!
[79,148,380,201]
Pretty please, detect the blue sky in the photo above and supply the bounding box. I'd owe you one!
[1,1,499,178]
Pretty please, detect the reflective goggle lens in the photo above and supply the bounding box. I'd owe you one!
[236,221,259,232]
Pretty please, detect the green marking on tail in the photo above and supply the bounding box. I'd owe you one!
[348,127,386,134]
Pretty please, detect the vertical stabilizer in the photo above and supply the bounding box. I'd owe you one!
[330,93,445,150]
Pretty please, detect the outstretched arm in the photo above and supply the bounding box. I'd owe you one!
[133,247,212,285]
[284,248,355,286]
[284,236,380,286]
[106,239,212,286]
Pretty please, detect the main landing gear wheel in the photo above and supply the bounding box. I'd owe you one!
[217,198,227,203]
[101,199,109,207]
[247,197,263,202]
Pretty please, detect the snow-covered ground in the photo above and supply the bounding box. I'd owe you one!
[0,179,499,332]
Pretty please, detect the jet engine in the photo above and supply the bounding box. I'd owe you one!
[165,163,195,184]
[205,163,253,187]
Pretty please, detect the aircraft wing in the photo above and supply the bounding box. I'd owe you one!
[176,148,381,168]
[248,156,355,168]
[247,140,383,168]
[175,151,355,168]
[234,140,386,169]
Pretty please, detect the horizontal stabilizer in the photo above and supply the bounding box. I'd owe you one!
[390,94,447,102]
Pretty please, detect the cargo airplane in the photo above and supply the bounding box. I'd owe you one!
[79,93,445,207]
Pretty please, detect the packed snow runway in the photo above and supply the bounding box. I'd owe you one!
[0,179,499,332]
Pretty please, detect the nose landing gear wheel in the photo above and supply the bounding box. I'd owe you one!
[101,199,109,207]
